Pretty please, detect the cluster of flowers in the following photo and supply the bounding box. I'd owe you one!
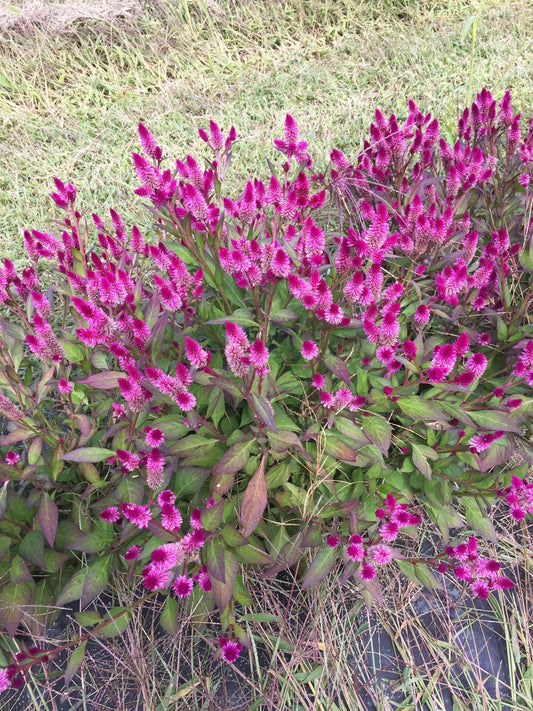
[100,490,211,595]
[437,536,514,599]
[99,493,247,663]
[498,475,533,521]
[327,494,422,581]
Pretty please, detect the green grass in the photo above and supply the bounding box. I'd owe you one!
[2,1,533,709]
[1,0,533,269]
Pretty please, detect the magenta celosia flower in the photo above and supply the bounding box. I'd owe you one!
[172,575,194,598]
[346,542,365,561]
[142,565,172,590]
[471,579,489,598]
[320,391,334,407]
[144,427,165,448]
[58,379,73,395]
[432,343,457,373]
[116,449,141,472]
[146,448,165,490]
[301,340,319,360]
[249,339,269,368]
[5,451,20,465]
[184,336,210,368]
[121,503,152,529]
[220,637,243,664]
[507,398,523,409]
[402,340,416,360]
[175,391,196,411]
[100,506,120,523]
[369,544,394,565]
[0,668,11,693]
[161,503,183,531]
[379,521,399,542]
[194,565,212,592]
[0,393,24,422]
[182,529,205,554]
[151,543,181,570]
[125,545,142,561]
[360,563,376,580]
[376,346,394,364]
[465,352,487,378]
[158,489,175,506]
[414,304,430,328]
[349,395,366,411]
[326,535,339,548]
[311,373,325,389]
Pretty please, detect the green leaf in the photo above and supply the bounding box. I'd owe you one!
[57,569,88,606]
[265,460,293,489]
[201,501,224,531]
[250,393,277,431]
[36,492,58,548]
[324,435,358,463]
[267,430,306,455]
[67,527,114,554]
[19,531,46,569]
[211,439,254,496]
[74,611,101,627]
[0,481,8,519]
[77,371,125,389]
[335,417,372,447]
[301,546,336,589]
[240,454,268,537]
[0,581,34,635]
[64,641,87,686]
[173,467,210,498]
[97,607,132,638]
[166,435,218,457]
[159,596,179,635]
[233,543,274,566]
[324,353,350,385]
[61,447,115,463]
[396,397,447,421]
[81,556,111,608]
[361,415,392,455]
[463,498,497,543]
[205,537,226,583]
[414,564,444,591]
[411,443,438,480]
[467,409,521,433]
[220,525,249,548]
[210,550,239,611]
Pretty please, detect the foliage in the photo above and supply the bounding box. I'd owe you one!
[1,87,533,690]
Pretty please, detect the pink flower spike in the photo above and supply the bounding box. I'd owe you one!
[123,504,152,529]
[158,489,175,506]
[58,379,73,395]
[220,637,243,664]
[402,339,416,360]
[100,506,120,523]
[5,451,20,465]
[301,340,319,360]
[250,339,269,368]
[125,545,142,561]
[172,575,194,598]
[369,544,394,565]
[311,373,325,389]
[326,535,339,548]
[145,427,165,447]
[360,563,376,580]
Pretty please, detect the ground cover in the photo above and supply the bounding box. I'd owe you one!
[1,2,533,710]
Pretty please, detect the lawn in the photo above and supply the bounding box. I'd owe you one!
[1,1,533,709]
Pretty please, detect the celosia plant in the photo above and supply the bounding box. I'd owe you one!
[0,88,532,689]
